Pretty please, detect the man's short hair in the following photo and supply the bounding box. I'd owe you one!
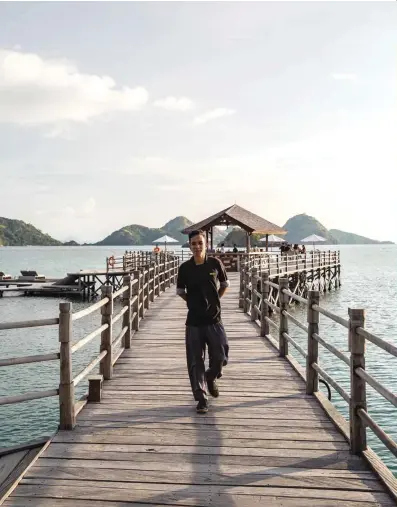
[188,229,206,242]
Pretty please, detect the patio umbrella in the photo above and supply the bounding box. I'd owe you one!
[152,235,179,252]
[300,234,326,250]
[259,234,286,243]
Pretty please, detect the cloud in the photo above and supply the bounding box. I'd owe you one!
[193,108,235,125]
[331,73,356,81]
[81,197,96,216]
[0,49,148,125]
[153,96,194,111]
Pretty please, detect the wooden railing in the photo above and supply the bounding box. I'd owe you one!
[241,267,397,492]
[0,258,179,435]
[242,250,340,274]
[106,251,178,272]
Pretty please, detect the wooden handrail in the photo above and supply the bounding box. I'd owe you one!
[73,350,107,387]
[0,389,59,406]
[0,255,180,439]
[243,266,397,470]
[0,317,59,331]
[72,298,109,321]
[0,352,59,367]
[357,326,397,358]
[71,324,108,354]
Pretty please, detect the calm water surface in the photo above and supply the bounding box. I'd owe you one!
[0,245,396,473]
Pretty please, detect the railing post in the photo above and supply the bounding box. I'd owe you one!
[132,270,140,330]
[306,290,320,394]
[122,275,132,349]
[239,267,244,308]
[59,302,75,430]
[150,263,155,302]
[144,267,150,309]
[349,308,367,454]
[260,273,270,337]
[243,269,249,313]
[250,268,258,321]
[138,270,145,318]
[155,262,161,297]
[278,278,289,357]
[100,285,113,380]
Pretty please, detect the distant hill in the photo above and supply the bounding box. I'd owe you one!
[0,213,393,247]
[0,217,62,246]
[282,214,337,244]
[96,216,194,246]
[63,240,80,246]
[329,229,393,245]
[221,214,394,247]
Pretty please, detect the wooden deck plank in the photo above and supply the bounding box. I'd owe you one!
[4,273,393,506]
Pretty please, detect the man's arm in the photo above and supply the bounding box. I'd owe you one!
[216,259,230,298]
[176,264,188,302]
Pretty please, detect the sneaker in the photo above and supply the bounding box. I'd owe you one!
[206,373,220,398]
[196,399,208,414]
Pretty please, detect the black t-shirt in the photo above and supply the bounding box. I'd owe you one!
[177,256,229,327]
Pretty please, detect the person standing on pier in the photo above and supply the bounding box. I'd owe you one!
[177,229,230,413]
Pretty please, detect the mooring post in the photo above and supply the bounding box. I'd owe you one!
[306,289,320,394]
[250,268,258,321]
[260,272,270,337]
[59,302,75,430]
[278,278,289,357]
[100,285,113,380]
[349,308,367,454]
[122,275,132,349]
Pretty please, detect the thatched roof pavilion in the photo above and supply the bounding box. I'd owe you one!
[181,204,286,252]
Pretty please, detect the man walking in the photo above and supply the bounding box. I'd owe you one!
[177,230,230,413]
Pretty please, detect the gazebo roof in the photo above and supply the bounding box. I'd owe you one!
[181,204,287,235]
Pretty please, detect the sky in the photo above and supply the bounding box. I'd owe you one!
[0,2,396,243]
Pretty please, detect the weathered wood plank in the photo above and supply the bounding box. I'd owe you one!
[37,448,369,470]
[39,442,357,459]
[15,480,396,505]
[35,459,375,478]
[52,433,347,450]
[23,466,385,492]
[4,492,393,507]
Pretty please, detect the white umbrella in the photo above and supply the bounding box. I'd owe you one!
[152,235,179,252]
[301,234,326,250]
[259,234,286,243]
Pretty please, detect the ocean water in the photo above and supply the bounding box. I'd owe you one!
[0,245,396,474]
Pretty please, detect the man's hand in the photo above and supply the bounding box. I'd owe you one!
[218,287,227,299]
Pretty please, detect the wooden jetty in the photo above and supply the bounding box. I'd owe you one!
[0,250,341,301]
[1,255,397,505]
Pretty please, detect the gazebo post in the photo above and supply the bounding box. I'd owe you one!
[246,232,250,253]
[210,227,213,251]
[206,230,209,246]
[266,234,269,252]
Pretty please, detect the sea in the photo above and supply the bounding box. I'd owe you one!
[0,244,396,473]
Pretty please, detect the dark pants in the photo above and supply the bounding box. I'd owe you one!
[185,322,229,401]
